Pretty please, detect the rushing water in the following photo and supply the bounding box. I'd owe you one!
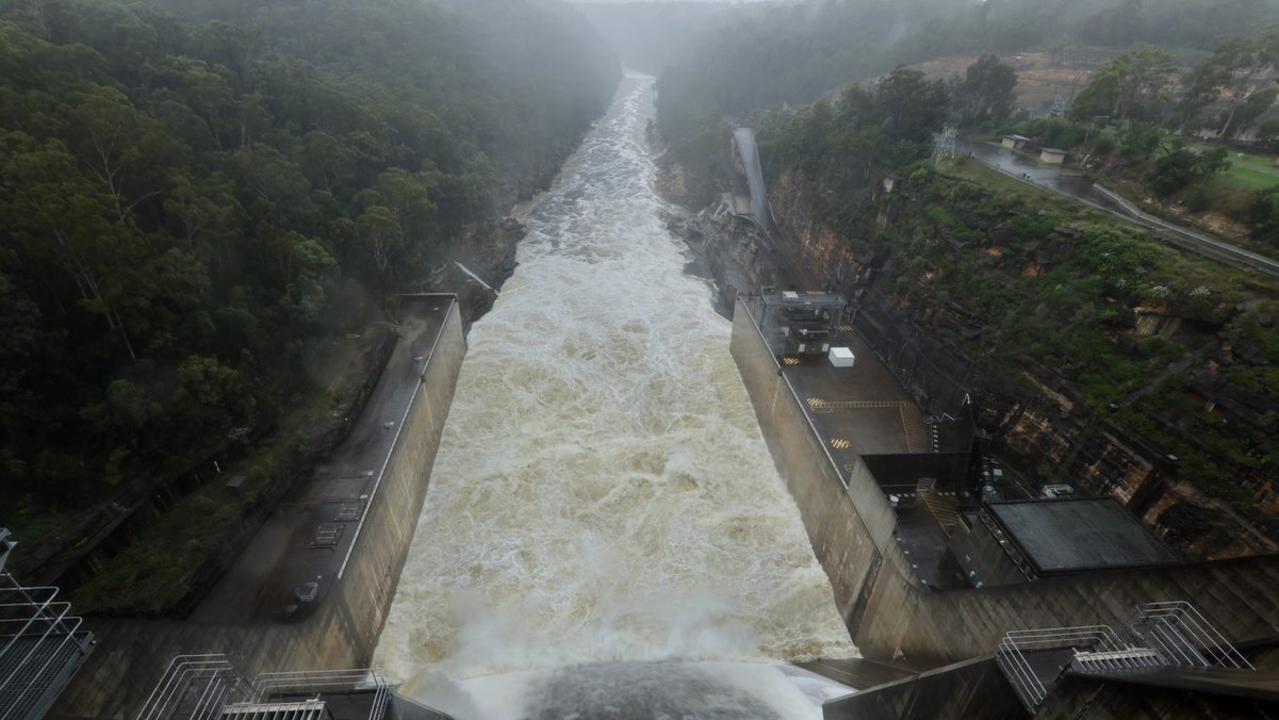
[373,75,854,717]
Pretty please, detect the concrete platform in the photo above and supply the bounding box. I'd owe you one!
[773,327,926,459]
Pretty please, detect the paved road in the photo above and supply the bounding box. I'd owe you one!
[190,297,451,624]
[960,140,1279,279]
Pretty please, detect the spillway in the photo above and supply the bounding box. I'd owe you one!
[373,74,854,716]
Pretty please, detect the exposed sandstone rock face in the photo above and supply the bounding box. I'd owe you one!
[658,154,1278,560]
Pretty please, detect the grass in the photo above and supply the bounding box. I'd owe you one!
[1190,144,1279,191]
[945,158,1279,291]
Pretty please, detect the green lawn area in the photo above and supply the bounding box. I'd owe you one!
[1191,144,1279,190]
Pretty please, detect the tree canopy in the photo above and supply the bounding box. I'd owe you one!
[0,0,618,509]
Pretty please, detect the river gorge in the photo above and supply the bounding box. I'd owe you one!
[372,75,854,718]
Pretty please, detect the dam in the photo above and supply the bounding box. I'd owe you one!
[13,77,1277,720]
[373,74,854,715]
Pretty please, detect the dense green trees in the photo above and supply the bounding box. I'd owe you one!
[1177,27,1279,138]
[1068,46,1177,124]
[1148,142,1232,196]
[755,67,948,205]
[1,0,617,511]
[955,55,1018,128]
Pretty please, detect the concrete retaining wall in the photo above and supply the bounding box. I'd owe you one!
[821,657,1021,720]
[729,303,883,625]
[731,297,1279,671]
[54,300,467,719]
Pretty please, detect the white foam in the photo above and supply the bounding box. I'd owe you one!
[373,74,855,701]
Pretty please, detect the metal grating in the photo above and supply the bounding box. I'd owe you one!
[137,655,390,720]
[334,503,363,523]
[220,700,326,720]
[311,524,345,548]
[1125,601,1254,671]
[0,530,95,720]
[995,625,1130,709]
[994,601,1256,711]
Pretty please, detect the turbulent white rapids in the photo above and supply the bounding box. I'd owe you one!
[374,75,855,717]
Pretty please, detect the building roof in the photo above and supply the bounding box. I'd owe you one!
[1004,134,1031,141]
[986,498,1179,574]
[1040,147,1067,155]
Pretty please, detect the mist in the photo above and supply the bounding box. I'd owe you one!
[5,0,1279,715]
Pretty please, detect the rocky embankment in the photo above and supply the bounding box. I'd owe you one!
[422,215,524,327]
[655,154,784,316]
[657,147,1279,560]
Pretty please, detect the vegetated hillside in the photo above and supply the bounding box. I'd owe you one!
[749,90,1279,556]
[1,0,618,550]
[989,35,1279,254]
[655,0,1279,152]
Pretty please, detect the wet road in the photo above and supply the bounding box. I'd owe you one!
[960,139,1121,209]
[960,140,1279,278]
[191,297,452,624]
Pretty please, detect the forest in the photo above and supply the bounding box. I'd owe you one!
[2,0,618,534]
[998,35,1279,252]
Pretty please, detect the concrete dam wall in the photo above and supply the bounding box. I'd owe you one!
[730,297,1279,670]
[55,298,467,719]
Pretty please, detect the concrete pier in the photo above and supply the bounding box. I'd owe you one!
[730,296,1279,670]
[54,297,467,719]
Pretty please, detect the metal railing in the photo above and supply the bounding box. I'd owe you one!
[135,655,248,720]
[995,601,1256,710]
[137,655,391,720]
[995,625,1129,708]
[250,669,390,720]
[1125,601,1253,671]
[0,536,95,720]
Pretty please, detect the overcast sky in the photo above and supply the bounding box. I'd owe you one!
[574,0,775,4]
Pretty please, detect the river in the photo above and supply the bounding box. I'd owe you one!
[373,75,854,718]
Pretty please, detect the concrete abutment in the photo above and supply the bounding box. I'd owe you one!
[54,298,467,719]
[730,296,1279,671]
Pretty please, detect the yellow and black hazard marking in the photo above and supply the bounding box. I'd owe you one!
[830,437,852,450]
[839,324,854,333]
[782,356,801,366]
[807,398,905,413]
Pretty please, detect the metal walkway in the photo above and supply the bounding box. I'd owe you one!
[995,601,1257,711]
[136,655,394,720]
[0,529,95,720]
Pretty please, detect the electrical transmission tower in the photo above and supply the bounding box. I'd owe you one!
[1049,94,1068,118]
[932,125,958,165]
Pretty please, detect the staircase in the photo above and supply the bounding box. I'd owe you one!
[994,601,1256,712]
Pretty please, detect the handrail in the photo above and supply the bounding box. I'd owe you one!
[135,655,242,720]
[995,601,1257,709]
[1091,184,1279,277]
[1126,601,1253,670]
[136,654,391,720]
[0,571,95,720]
[338,296,456,580]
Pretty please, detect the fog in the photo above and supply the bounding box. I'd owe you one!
[5,0,1279,712]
